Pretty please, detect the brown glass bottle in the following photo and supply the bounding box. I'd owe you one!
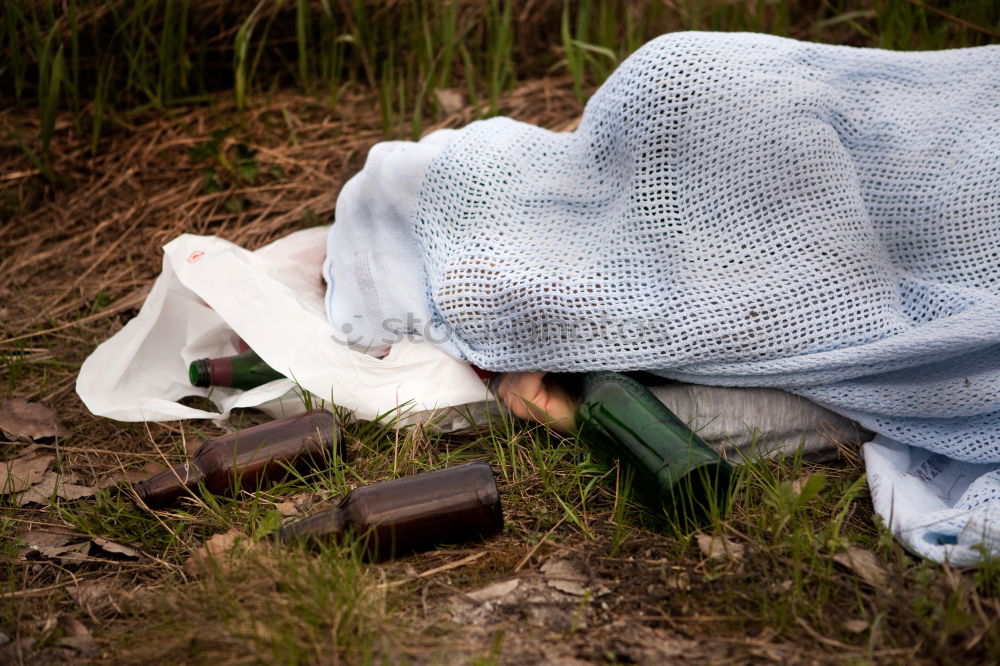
[133,410,341,508]
[279,461,503,561]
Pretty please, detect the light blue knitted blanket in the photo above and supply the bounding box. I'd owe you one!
[407,32,1000,564]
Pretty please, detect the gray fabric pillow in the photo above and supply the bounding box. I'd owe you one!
[648,384,871,462]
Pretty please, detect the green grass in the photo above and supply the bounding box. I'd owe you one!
[2,0,997,170]
[4,381,999,661]
[115,533,391,663]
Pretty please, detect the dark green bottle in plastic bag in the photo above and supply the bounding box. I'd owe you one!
[575,371,734,527]
[189,349,284,391]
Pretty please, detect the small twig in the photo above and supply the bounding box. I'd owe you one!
[377,551,489,590]
[964,592,992,650]
[12,557,153,569]
[1,581,71,598]
[0,169,41,181]
[794,616,858,651]
[514,515,566,573]
[0,350,53,363]
[416,551,488,579]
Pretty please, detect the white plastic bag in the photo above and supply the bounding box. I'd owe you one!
[76,227,491,422]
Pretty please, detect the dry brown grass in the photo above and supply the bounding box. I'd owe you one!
[0,76,603,665]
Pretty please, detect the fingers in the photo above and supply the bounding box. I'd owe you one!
[495,372,547,421]
[493,371,577,433]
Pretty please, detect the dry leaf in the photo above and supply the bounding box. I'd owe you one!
[275,495,306,517]
[57,617,98,656]
[274,500,299,516]
[90,537,141,561]
[100,461,168,487]
[842,618,870,634]
[275,492,321,517]
[23,528,77,550]
[114,585,157,611]
[16,470,96,506]
[0,399,67,442]
[790,473,827,501]
[183,528,253,576]
[68,581,111,608]
[541,558,588,596]
[663,571,691,592]
[32,540,91,562]
[22,528,85,561]
[696,533,745,562]
[790,475,809,495]
[434,88,465,114]
[1,450,53,494]
[465,578,521,603]
[832,546,889,589]
[25,532,139,563]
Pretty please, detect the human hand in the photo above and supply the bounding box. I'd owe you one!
[493,371,578,434]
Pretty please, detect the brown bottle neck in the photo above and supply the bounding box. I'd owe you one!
[277,505,347,543]
[132,462,205,508]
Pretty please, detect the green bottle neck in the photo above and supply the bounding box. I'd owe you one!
[189,359,212,387]
[188,349,284,390]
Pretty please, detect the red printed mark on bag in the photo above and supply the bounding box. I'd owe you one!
[187,250,205,264]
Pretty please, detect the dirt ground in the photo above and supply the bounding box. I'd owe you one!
[3,78,1000,665]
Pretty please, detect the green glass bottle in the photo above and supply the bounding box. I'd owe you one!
[189,349,285,391]
[575,371,734,527]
